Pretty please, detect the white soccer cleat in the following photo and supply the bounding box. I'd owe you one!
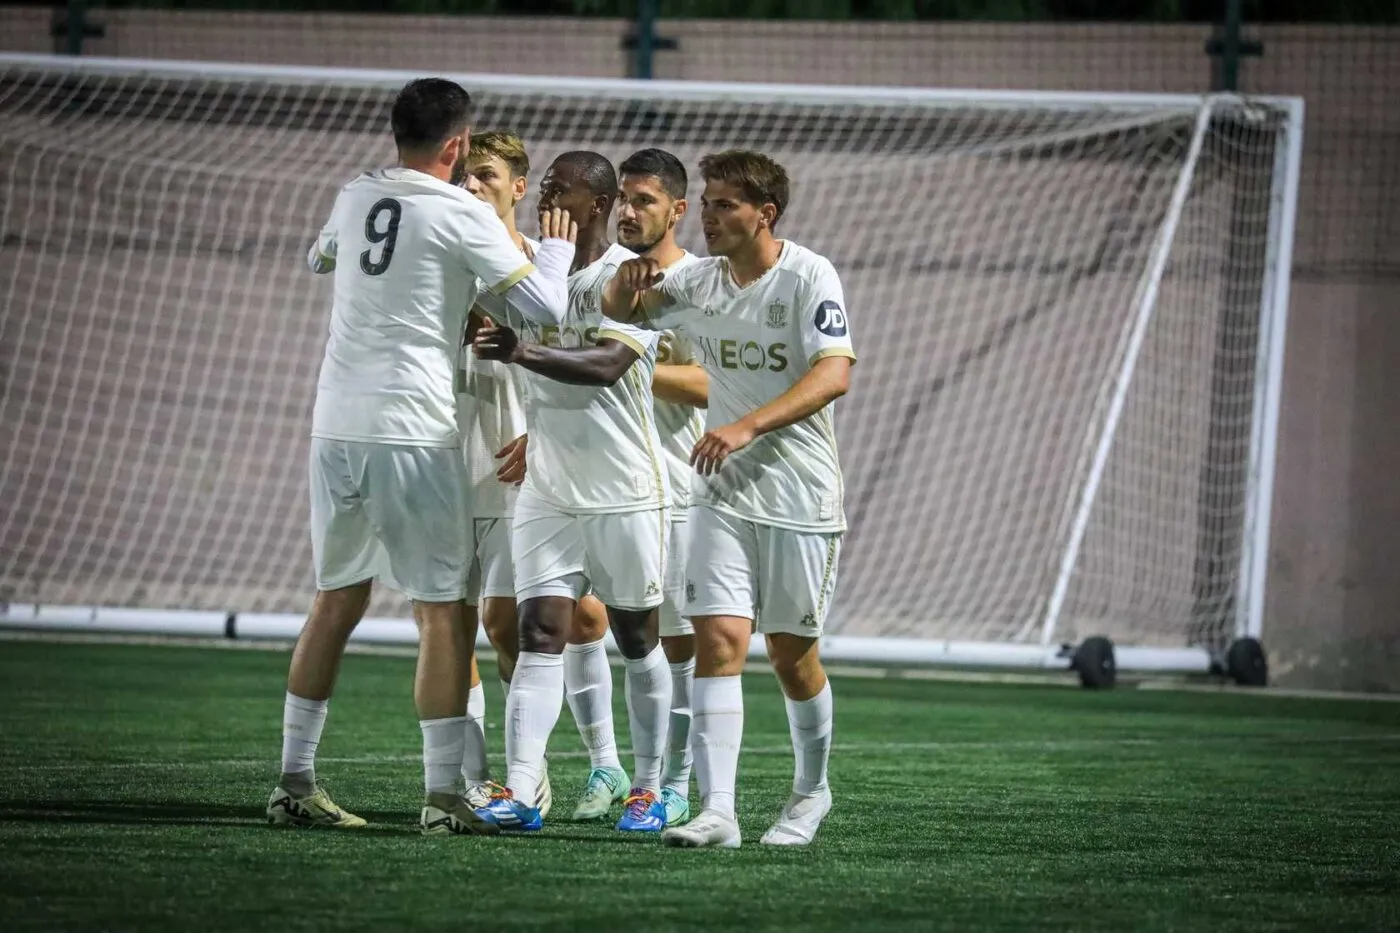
[421,791,500,836]
[759,789,832,846]
[660,808,742,849]
[266,784,367,830]
[464,781,493,810]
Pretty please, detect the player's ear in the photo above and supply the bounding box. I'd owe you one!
[512,175,528,205]
[758,202,779,231]
[671,198,689,226]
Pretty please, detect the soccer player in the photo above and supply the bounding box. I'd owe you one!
[458,131,613,816]
[563,147,708,827]
[602,149,854,848]
[470,151,673,834]
[265,78,575,836]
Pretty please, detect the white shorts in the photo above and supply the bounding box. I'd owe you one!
[472,517,515,603]
[512,491,667,610]
[659,516,692,637]
[309,437,473,603]
[686,505,841,638]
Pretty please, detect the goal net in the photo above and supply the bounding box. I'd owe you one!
[0,56,1301,664]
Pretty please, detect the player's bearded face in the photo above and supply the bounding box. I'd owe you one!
[616,177,676,254]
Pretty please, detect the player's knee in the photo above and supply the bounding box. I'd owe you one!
[606,606,657,660]
[517,597,572,654]
[662,633,695,664]
[481,598,518,654]
[766,633,825,698]
[694,616,751,674]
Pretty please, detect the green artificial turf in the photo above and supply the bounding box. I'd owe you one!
[1,639,1397,931]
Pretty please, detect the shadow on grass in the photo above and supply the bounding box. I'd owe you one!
[0,800,666,846]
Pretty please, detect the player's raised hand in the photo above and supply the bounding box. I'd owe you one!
[614,257,664,293]
[690,420,756,476]
[495,434,528,486]
[540,207,578,244]
[473,316,521,363]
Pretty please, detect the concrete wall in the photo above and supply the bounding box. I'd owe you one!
[2,8,1396,689]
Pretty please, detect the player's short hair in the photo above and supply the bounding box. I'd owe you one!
[390,78,472,153]
[619,148,688,200]
[469,130,530,179]
[699,149,790,225]
[551,150,618,199]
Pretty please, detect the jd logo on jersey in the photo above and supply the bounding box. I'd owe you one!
[814,300,847,337]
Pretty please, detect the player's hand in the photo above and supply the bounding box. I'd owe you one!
[472,316,521,363]
[495,434,528,486]
[519,237,535,261]
[690,420,756,476]
[614,257,664,293]
[539,207,578,244]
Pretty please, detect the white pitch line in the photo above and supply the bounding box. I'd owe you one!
[5,732,1399,775]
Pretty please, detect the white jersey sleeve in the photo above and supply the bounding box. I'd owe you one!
[443,198,537,297]
[797,257,857,366]
[307,196,344,274]
[597,315,660,359]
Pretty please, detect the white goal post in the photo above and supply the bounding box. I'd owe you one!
[0,54,1303,678]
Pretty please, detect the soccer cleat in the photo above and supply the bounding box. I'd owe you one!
[660,808,741,849]
[661,787,691,827]
[421,791,500,836]
[475,786,543,832]
[537,764,554,820]
[615,789,667,833]
[571,766,628,821]
[464,781,493,810]
[759,788,833,846]
[266,784,367,830]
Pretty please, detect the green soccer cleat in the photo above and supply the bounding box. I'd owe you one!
[266,784,367,830]
[661,787,691,826]
[571,766,629,821]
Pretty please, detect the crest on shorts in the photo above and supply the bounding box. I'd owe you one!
[686,582,696,603]
[645,581,660,598]
[766,301,788,329]
[800,612,817,629]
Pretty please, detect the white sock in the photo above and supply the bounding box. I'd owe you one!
[623,645,672,793]
[499,677,513,763]
[506,651,564,806]
[280,692,327,791]
[563,639,622,771]
[692,675,744,819]
[663,657,695,795]
[461,682,488,784]
[785,682,833,797]
[420,716,467,795]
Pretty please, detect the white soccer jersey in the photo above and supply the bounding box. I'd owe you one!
[458,236,537,519]
[310,167,534,449]
[651,241,856,533]
[517,242,670,515]
[653,252,705,513]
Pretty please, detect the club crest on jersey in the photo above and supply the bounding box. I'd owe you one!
[814,300,847,337]
[766,301,788,329]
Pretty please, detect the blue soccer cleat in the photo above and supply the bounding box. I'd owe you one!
[475,786,543,832]
[615,788,667,833]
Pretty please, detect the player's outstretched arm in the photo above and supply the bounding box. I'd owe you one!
[690,356,851,475]
[497,208,577,327]
[601,258,668,327]
[473,317,640,387]
[653,363,708,408]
